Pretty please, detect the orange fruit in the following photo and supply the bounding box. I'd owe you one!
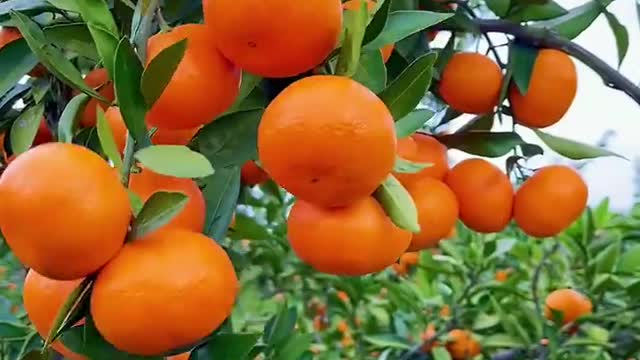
[33,118,53,146]
[421,324,439,352]
[439,52,503,114]
[391,262,408,276]
[495,269,510,283]
[446,329,481,360]
[544,289,592,324]
[445,158,513,233]
[167,353,190,360]
[23,270,87,360]
[104,106,128,153]
[146,24,240,130]
[287,197,411,276]
[394,134,449,185]
[341,334,354,347]
[0,143,130,280]
[343,0,394,63]
[77,68,116,128]
[399,252,420,267]
[129,168,206,235]
[439,305,451,317]
[205,0,342,78]
[337,319,349,334]
[514,165,587,237]
[313,315,327,331]
[337,290,350,304]
[91,229,238,356]
[152,126,200,147]
[258,75,396,207]
[405,177,459,251]
[509,49,577,128]
[241,161,270,186]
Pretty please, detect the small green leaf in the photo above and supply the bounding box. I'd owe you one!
[363,0,392,45]
[431,347,453,360]
[192,333,260,360]
[603,10,629,67]
[45,278,92,348]
[336,1,369,77]
[201,166,241,242]
[593,240,620,274]
[44,23,99,61]
[509,1,568,21]
[379,52,437,120]
[486,0,511,17]
[0,0,55,22]
[58,93,90,143]
[96,107,123,169]
[134,145,214,178]
[374,174,420,233]
[510,42,539,95]
[76,0,119,77]
[618,245,640,273]
[394,156,432,173]
[10,102,44,154]
[275,333,314,360]
[455,114,494,133]
[533,129,626,160]
[362,334,411,350]
[534,0,612,39]
[395,109,434,137]
[0,39,37,99]
[482,334,525,348]
[353,50,387,93]
[228,72,262,112]
[436,131,524,157]
[46,0,81,13]
[0,321,31,338]
[264,305,297,348]
[365,10,453,51]
[140,39,187,107]
[129,191,188,240]
[127,190,144,216]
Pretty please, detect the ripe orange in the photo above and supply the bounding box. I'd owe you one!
[241,161,270,186]
[440,305,451,318]
[439,52,503,114]
[394,134,449,185]
[313,315,327,331]
[205,0,342,78]
[445,158,513,233]
[167,353,190,360]
[446,329,482,360]
[152,126,200,147]
[146,24,240,130]
[509,49,577,128]
[77,68,116,128]
[129,168,205,235]
[0,143,130,280]
[337,290,350,304]
[104,106,128,153]
[33,118,53,146]
[514,165,587,237]
[23,270,86,360]
[399,252,420,267]
[343,0,394,63]
[405,177,459,251]
[341,333,354,347]
[287,197,411,276]
[392,262,408,276]
[258,75,396,207]
[495,269,510,283]
[421,324,439,353]
[91,229,238,356]
[544,289,592,324]
[337,319,349,334]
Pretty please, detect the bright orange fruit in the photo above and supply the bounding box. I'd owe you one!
[77,68,116,128]
[446,329,482,360]
[241,161,270,186]
[544,288,592,324]
[394,134,449,185]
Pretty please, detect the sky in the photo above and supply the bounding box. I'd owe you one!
[438,0,640,212]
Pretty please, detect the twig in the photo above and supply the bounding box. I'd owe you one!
[455,1,505,68]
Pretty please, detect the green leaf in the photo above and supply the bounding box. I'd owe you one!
[46,0,81,12]
[9,11,104,100]
[534,0,612,39]
[362,334,411,350]
[0,39,37,99]
[0,0,54,21]
[96,107,123,169]
[618,244,640,273]
[113,38,152,148]
[533,129,626,160]
[129,191,188,240]
[201,166,241,242]
[593,240,620,274]
[472,313,501,330]
[353,50,387,93]
[379,52,437,120]
[140,39,187,107]
[363,0,392,45]
[364,10,453,51]
[436,131,524,157]
[275,334,314,360]
[486,0,511,17]
[10,102,44,154]
[127,190,144,216]
[455,114,494,133]
[191,109,263,168]
[45,278,92,348]
[395,109,433,138]
[30,78,50,103]
[0,321,31,338]
[264,306,297,348]
[134,145,214,178]
[336,1,368,77]
[394,156,432,173]
[192,333,260,360]
[603,10,629,67]
[76,0,120,77]
[509,1,568,21]
[374,174,420,233]
[482,334,525,348]
[228,72,262,112]
[510,42,538,95]
[20,351,48,360]
[57,93,90,143]
[431,347,453,360]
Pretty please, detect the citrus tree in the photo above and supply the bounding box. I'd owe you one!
[0,0,638,359]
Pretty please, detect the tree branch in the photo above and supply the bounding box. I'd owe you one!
[437,19,640,104]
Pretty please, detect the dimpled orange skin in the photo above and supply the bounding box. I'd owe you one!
[343,0,394,63]
[241,161,270,186]
[514,165,587,237]
[91,229,239,356]
[544,289,593,324]
[446,329,482,360]
[394,134,449,186]
[146,24,240,130]
[439,52,503,114]
[258,75,397,208]
[287,197,411,276]
[76,68,116,128]
[23,270,86,360]
[509,49,577,128]
[204,0,342,78]
[0,143,131,280]
[405,177,459,251]
[129,168,205,234]
[445,158,513,233]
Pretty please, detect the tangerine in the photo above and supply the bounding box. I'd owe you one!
[77,68,116,128]
[446,329,482,360]
[399,252,420,267]
[33,118,53,146]
[258,75,396,207]
[495,269,510,283]
[544,288,592,324]
[394,133,449,185]
[167,353,190,360]
[241,161,270,186]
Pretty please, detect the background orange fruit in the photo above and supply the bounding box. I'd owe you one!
[0,27,48,77]
[23,270,86,360]
[394,134,449,185]
[405,177,459,251]
[205,0,343,77]
[146,24,240,130]
[91,229,239,356]
[258,75,397,208]
[241,161,270,186]
[544,288,593,324]
[33,118,53,146]
[287,197,411,276]
[77,68,115,128]
[439,52,503,114]
[446,329,482,360]
[104,106,128,153]
[0,143,130,280]
[167,353,191,360]
[514,165,587,237]
[509,49,577,128]
[445,158,513,233]
[129,168,205,235]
